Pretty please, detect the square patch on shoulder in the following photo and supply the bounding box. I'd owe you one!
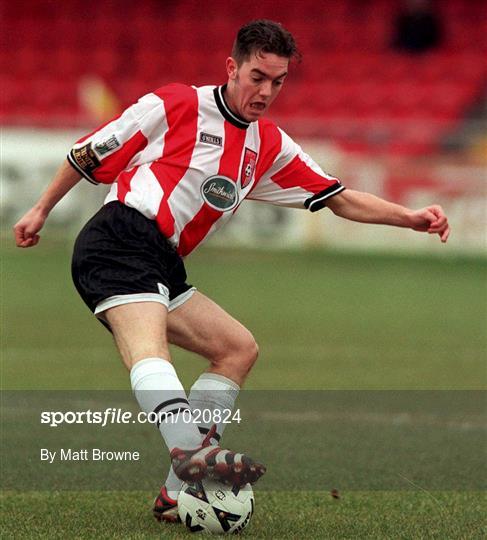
[71,143,101,174]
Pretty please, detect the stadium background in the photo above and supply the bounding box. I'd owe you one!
[2,1,486,538]
[2,0,486,253]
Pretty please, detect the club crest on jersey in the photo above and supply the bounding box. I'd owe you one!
[201,175,239,211]
[240,148,257,188]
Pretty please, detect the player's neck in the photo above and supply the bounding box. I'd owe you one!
[222,83,247,123]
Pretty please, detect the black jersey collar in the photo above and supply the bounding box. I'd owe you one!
[213,85,250,129]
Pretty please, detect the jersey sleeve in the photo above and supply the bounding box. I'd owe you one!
[248,128,345,211]
[67,92,167,185]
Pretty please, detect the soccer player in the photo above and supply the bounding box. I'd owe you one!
[13,20,450,523]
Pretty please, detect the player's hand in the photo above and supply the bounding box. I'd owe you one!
[408,205,450,243]
[13,207,47,248]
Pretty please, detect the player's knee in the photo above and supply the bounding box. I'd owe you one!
[214,330,259,374]
[238,332,259,372]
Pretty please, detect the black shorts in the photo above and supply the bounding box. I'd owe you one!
[71,202,194,320]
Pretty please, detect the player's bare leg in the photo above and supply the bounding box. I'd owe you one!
[103,301,264,525]
[104,302,205,465]
[156,291,264,517]
[104,302,171,368]
[167,293,260,464]
[167,291,259,386]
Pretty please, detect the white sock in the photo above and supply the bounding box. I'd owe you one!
[189,372,240,443]
[130,358,201,452]
[164,372,240,499]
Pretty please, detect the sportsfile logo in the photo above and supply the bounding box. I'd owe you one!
[40,407,242,427]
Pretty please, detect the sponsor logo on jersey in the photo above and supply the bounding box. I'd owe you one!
[94,134,121,155]
[201,175,239,211]
[71,143,101,174]
[200,132,222,147]
[240,148,257,188]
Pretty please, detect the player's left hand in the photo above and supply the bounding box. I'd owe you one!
[408,205,450,243]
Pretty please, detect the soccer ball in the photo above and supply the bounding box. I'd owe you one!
[178,479,254,534]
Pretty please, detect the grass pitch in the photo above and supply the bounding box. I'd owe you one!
[1,490,485,539]
[1,241,486,538]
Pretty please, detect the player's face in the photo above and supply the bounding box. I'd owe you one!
[225,52,289,121]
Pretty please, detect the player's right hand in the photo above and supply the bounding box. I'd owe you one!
[13,207,47,248]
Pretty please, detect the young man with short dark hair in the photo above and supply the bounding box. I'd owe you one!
[14,19,450,523]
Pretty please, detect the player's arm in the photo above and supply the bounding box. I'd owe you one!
[13,87,172,248]
[13,160,82,248]
[326,189,450,243]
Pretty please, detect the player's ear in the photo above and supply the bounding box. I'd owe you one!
[226,57,238,80]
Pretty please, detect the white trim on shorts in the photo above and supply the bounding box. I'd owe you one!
[168,286,196,312]
[94,287,197,323]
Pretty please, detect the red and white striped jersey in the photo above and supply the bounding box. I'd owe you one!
[68,83,345,256]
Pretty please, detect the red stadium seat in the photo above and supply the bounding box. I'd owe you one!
[3,0,485,158]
